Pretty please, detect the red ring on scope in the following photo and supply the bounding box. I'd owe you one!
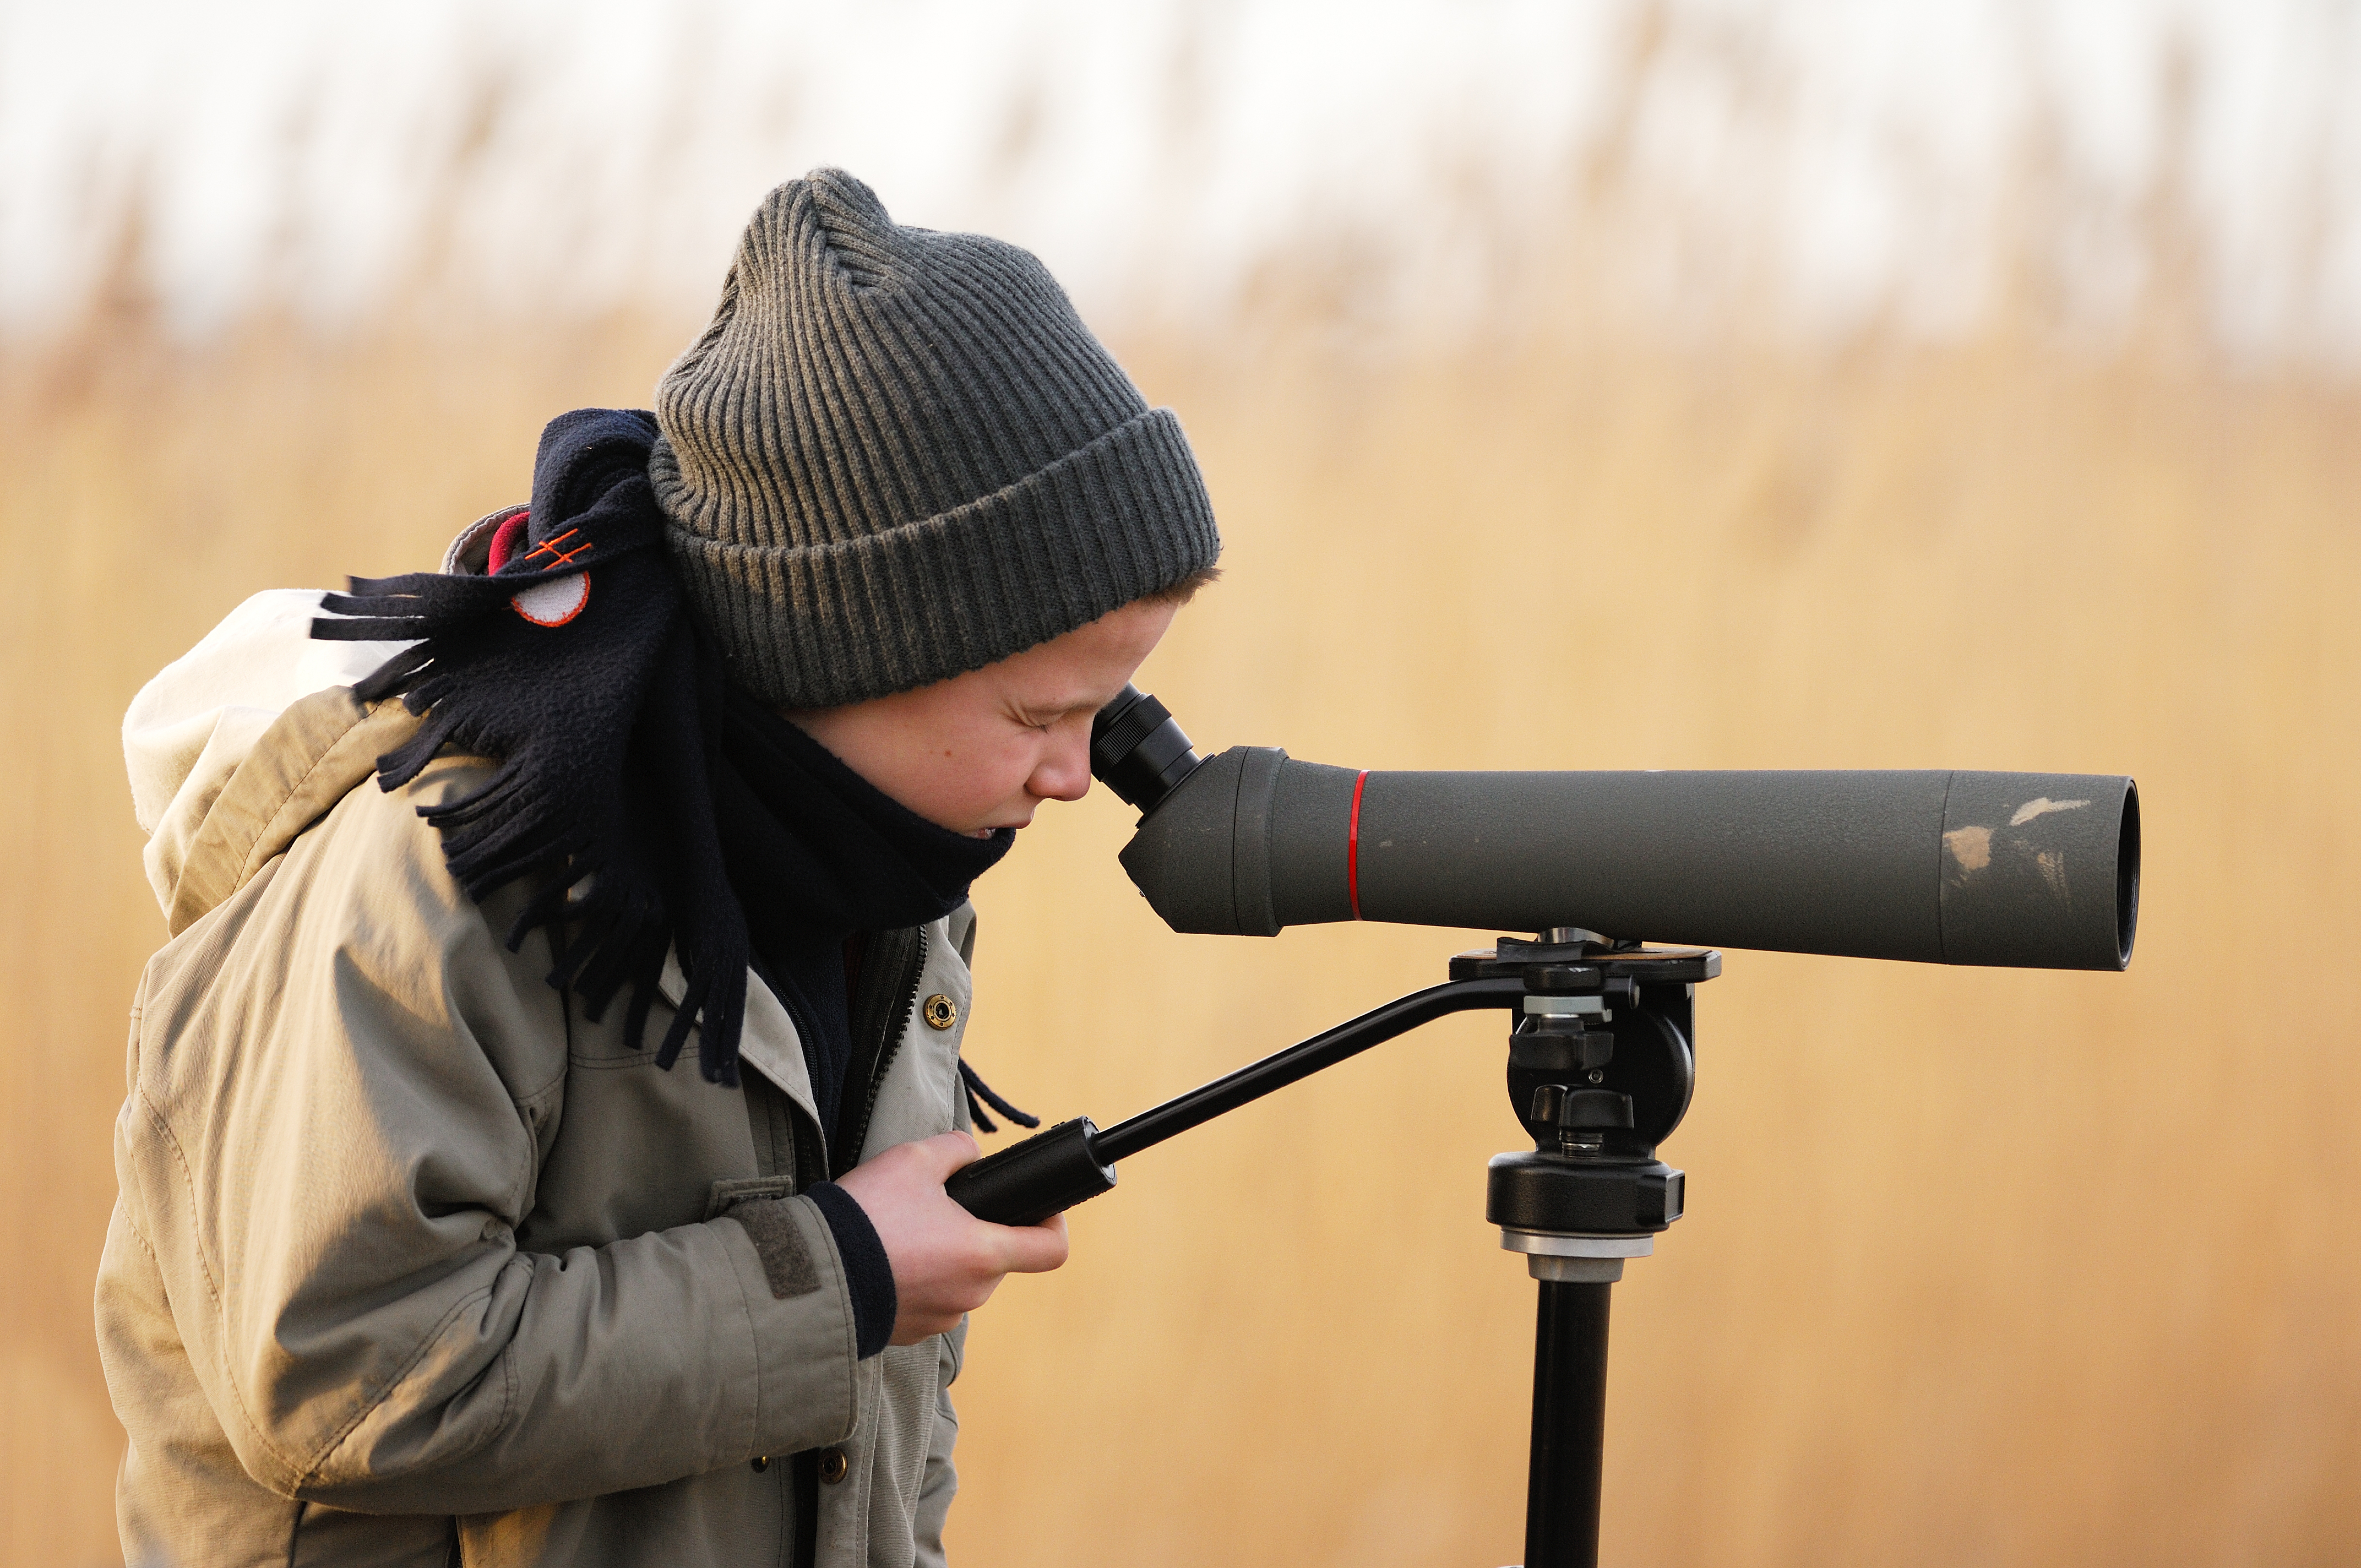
[1348,769,1369,920]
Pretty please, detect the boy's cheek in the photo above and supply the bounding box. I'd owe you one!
[903,754,1031,835]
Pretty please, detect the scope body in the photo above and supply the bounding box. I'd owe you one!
[1098,697,2138,970]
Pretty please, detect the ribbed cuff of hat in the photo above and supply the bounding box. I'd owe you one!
[660,405,1217,709]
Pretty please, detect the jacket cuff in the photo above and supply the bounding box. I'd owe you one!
[805,1183,898,1359]
[713,1200,863,1458]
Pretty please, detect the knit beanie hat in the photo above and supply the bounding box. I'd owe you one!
[650,170,1221,708]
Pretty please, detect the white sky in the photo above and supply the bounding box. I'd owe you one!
[2,0,2355,355]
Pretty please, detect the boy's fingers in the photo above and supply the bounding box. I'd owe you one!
[993,1212,1069,1274]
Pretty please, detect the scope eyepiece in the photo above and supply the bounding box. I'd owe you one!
[1091,685,1205,816]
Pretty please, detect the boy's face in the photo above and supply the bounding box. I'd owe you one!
[784,597,1182,836]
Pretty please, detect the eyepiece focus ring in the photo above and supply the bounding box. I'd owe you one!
[1090,685,1205,816]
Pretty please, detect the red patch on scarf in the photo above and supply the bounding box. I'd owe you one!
[487,509,531,573]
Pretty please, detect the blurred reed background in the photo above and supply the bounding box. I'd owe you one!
[4,2,2359,1564]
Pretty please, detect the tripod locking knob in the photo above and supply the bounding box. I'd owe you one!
[1529,1083,1637,1144]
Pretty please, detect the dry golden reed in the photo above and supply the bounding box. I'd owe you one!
[4,280,2357,1566]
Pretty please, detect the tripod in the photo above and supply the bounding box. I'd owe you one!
[946,927,1718,1568]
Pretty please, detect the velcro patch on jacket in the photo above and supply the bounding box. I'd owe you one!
[721,1193,821,1300]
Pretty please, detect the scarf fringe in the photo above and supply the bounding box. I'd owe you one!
[305,410,762,1086]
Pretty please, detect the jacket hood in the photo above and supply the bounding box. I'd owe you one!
[125,588,415,928]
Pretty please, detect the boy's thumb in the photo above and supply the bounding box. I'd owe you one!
[924,1130,981,1180]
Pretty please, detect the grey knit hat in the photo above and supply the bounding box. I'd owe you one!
[650,170,1221,708]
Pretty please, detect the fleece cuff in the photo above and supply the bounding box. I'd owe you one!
[806,1182,897,1359]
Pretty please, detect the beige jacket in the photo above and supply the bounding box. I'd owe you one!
[100,630,981,1565]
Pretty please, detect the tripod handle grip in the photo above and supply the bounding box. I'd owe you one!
[946,1116,1118,1227]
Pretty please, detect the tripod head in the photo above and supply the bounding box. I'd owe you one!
[1449,930,1716,1283]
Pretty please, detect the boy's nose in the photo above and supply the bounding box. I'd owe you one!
[1032,727,1093,803]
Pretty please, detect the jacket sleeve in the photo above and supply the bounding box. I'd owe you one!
[116,757,863,1516]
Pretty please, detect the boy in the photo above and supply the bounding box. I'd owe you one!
[99,169,1220,1566]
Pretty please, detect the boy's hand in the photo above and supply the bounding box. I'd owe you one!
[835,1131,1069,1345]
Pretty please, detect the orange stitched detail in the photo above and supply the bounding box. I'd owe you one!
[524,529,593,567]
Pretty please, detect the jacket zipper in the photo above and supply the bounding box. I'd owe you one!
[831,925,928,1179]
[785,926,928,1568]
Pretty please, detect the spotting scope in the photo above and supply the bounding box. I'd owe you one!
[1089,685,2138,970]
[948,686,2140,1568]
